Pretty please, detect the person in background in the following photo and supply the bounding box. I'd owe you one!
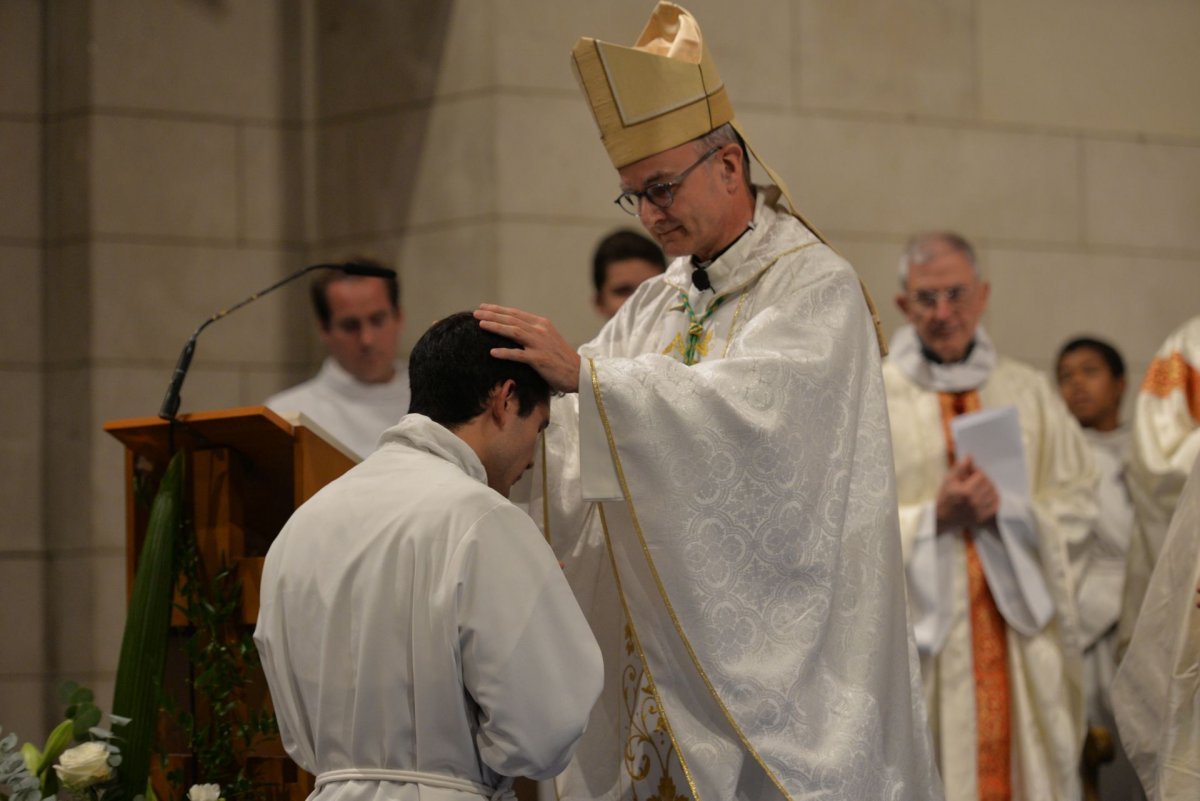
[883,230,1096,801]
[590,228,666,320]
[1056,336,1143,801]
[1121,315,1200,645]
[265,259,409,459]
[1111,455,1200,801]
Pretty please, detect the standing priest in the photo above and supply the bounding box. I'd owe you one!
[475,3,940,800]
[882,231,1096,801]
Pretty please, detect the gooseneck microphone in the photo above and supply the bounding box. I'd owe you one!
[158,261,396,420]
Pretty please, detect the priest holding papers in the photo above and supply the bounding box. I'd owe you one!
[475,3,940,800]
[882,231,1097,801]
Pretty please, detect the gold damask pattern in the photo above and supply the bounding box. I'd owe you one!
[619,624,693,801]
[1141,351,1200,422]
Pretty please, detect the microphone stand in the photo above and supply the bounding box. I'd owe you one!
[158,261,395,421]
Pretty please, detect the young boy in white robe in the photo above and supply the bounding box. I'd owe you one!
[254,311,603,801]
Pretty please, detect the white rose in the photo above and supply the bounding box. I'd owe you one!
[54,742,112,790]
[188,783,222,801]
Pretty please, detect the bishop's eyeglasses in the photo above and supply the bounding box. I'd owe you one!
[614,145,722,216]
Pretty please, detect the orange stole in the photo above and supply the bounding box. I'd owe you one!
[938,391,1013,801]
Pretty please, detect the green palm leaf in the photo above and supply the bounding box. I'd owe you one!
[111,452,185,801]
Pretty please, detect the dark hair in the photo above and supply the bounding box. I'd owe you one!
[591,229,667,293]
[1057,336,1126,379]
[310,258,400,328]
[408,311,551,427]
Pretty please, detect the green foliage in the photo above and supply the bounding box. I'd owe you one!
[112,453,185,801]
[164,531,277,801]
[1,682,130,801]
[0,727,41,801]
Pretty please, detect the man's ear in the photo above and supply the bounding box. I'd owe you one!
[490,379,519,427]
[719,143,743,190]
[895,292,910,317]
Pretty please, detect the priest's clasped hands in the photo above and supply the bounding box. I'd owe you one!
[475,304,582,393]
[936,456,1000,533]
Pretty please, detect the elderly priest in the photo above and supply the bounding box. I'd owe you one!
[883,231,1097,801]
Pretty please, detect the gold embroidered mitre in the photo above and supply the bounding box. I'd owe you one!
[570,2,889,354]
[571,2,732,169]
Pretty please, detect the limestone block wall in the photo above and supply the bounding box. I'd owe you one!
[0,0,47,745]
[2,0,1198,740]
[3,1,317,736]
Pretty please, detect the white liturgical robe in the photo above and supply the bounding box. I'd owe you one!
[265,357,411,459]
[1112,457,1200,801]
[524,188,941,801]
[254,414,603,801]
[882,325,1094,801]
[1122,315,1200,646]
[1076,428,1135,724]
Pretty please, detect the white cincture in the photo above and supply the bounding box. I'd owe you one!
[315,768,516,801]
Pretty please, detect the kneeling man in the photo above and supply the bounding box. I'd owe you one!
[255,312,603,801]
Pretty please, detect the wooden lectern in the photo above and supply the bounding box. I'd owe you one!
[105,406,356,801]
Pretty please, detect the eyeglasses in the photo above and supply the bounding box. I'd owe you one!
[907,286,973,310]
[614,145,722,216]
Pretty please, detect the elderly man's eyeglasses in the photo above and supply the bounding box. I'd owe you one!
[908,286,973,310]
[614,145,722,216]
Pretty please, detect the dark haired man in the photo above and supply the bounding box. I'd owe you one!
[265,259,409,459]
[590,228,666,319]
[255,312,602,801]
[1056,336,1142,801]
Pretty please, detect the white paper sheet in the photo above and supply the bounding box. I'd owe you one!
[950,405,1030,500]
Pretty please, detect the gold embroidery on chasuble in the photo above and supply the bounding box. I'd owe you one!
[661,326,714,363]
[595,504,697,801]
[1142,351,1200,422]
[938,390,1013,801]
[619,624,694,801]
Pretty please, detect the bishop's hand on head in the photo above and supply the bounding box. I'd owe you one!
[474,304,582,394]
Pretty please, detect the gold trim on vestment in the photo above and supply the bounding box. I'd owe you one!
[720,290,750,360]
[597,502,701,801]
[540,432,551,544]
[587,357,795,801]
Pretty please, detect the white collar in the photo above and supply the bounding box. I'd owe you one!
[317,356,404,398]
[378,414,487,485]
[889,324,998,393]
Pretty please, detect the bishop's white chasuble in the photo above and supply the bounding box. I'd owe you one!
[523,190,941,801]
